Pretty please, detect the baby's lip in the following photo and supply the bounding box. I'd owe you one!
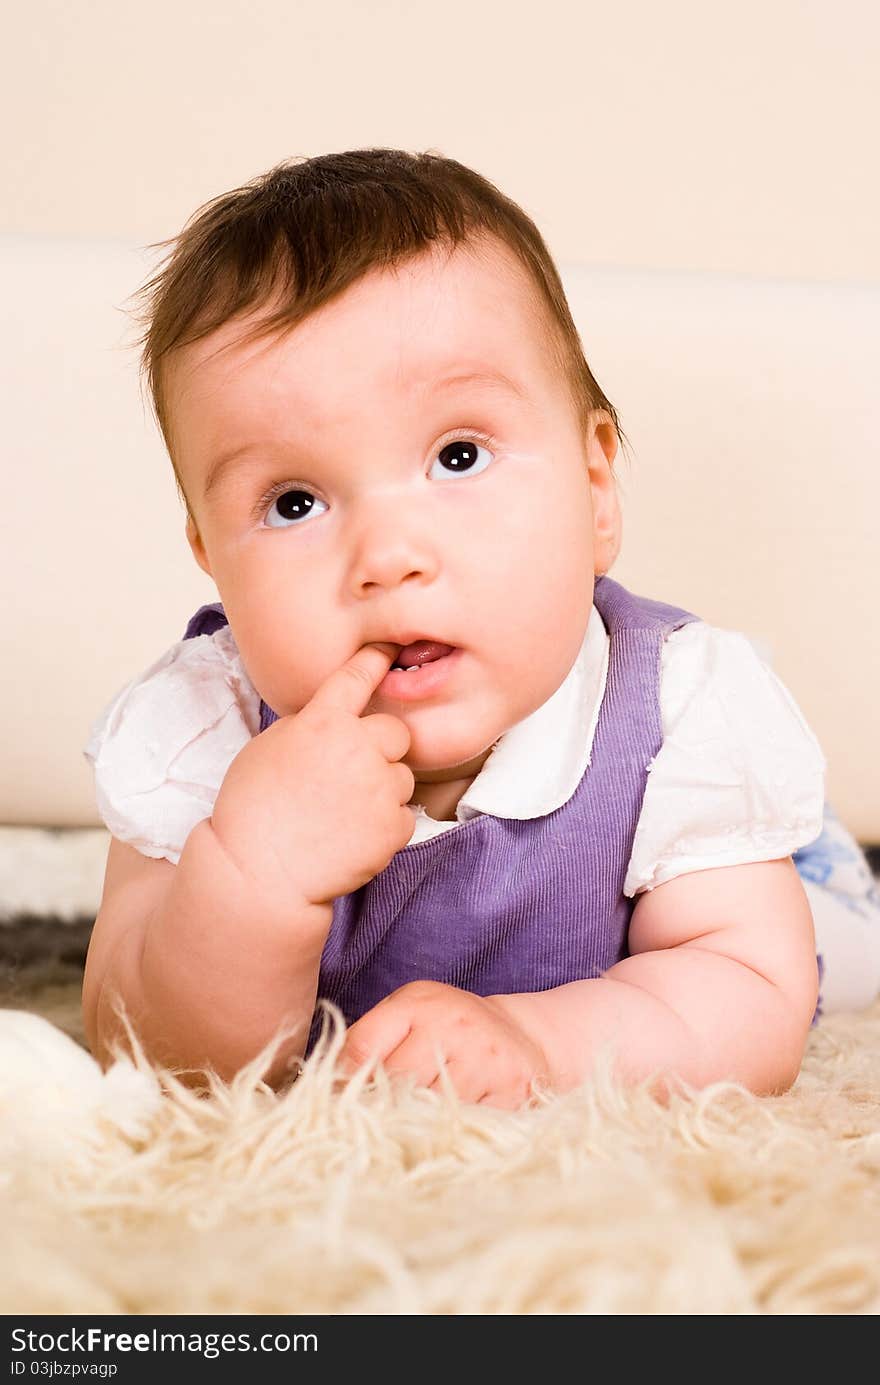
[381,630,451,645]
[376,631,456,652]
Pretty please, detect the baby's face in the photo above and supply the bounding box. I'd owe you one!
[169,235,620,779]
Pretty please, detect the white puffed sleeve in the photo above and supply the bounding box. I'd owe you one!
[624,622,826,896]
[82,627,262,865]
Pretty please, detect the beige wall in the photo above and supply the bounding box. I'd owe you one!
[2,0,878,283]
[3,1,878,837]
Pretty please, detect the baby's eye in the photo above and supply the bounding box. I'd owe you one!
[264,489,328,529]
[261,435,495,526]
[429,436,494,480]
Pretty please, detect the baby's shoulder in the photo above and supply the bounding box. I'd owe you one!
[82,626,262,864]
[85,623,261,757]
[657,618,824,760]
[661,617,769,673]
[624,619,826,896]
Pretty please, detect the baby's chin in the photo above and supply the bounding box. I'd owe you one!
[402,723,503,779]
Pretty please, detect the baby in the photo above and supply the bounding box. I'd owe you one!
[82,149,880,1108]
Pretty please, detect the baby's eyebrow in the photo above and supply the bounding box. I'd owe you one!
[201,369,530,501]
[428,369,529,402]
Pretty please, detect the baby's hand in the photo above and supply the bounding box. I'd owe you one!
[210,643,416,909]
[336,981,552,1110]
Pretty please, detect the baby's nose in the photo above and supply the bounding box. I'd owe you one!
[348,510,440,593]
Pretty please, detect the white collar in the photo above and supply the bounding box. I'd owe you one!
[410,604,609,838]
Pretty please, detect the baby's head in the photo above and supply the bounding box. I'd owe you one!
[131,149,625,780]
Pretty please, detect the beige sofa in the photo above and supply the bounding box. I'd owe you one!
[3,234,878,839]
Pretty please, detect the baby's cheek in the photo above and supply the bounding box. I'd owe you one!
[245,651,317,719]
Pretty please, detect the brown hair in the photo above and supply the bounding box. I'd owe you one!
[127,147,630,519]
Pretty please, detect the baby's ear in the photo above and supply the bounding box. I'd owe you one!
[587,413,623,571]
[185,514,213,578]
[592,412,619,468]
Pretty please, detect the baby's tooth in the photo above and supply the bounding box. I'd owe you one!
[405,665,420,672]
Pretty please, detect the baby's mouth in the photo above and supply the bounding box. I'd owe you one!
[390,640,456,671]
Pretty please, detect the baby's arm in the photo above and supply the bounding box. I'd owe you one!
[82,825,332,1087]
[83,642,415,1087]
[495,857,818,1096]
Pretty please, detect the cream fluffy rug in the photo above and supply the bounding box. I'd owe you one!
[2,998,879,1314]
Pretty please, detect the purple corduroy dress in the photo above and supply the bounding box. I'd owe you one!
[187,576,809,1056]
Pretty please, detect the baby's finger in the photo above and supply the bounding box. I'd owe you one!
[307,643,400,718]
[338,1001,413,1074]
[360,712,412,765]
[379,1029,449,1089]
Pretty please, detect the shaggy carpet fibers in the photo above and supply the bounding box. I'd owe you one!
[2,998,879,1315]
[2,828,878,1314]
